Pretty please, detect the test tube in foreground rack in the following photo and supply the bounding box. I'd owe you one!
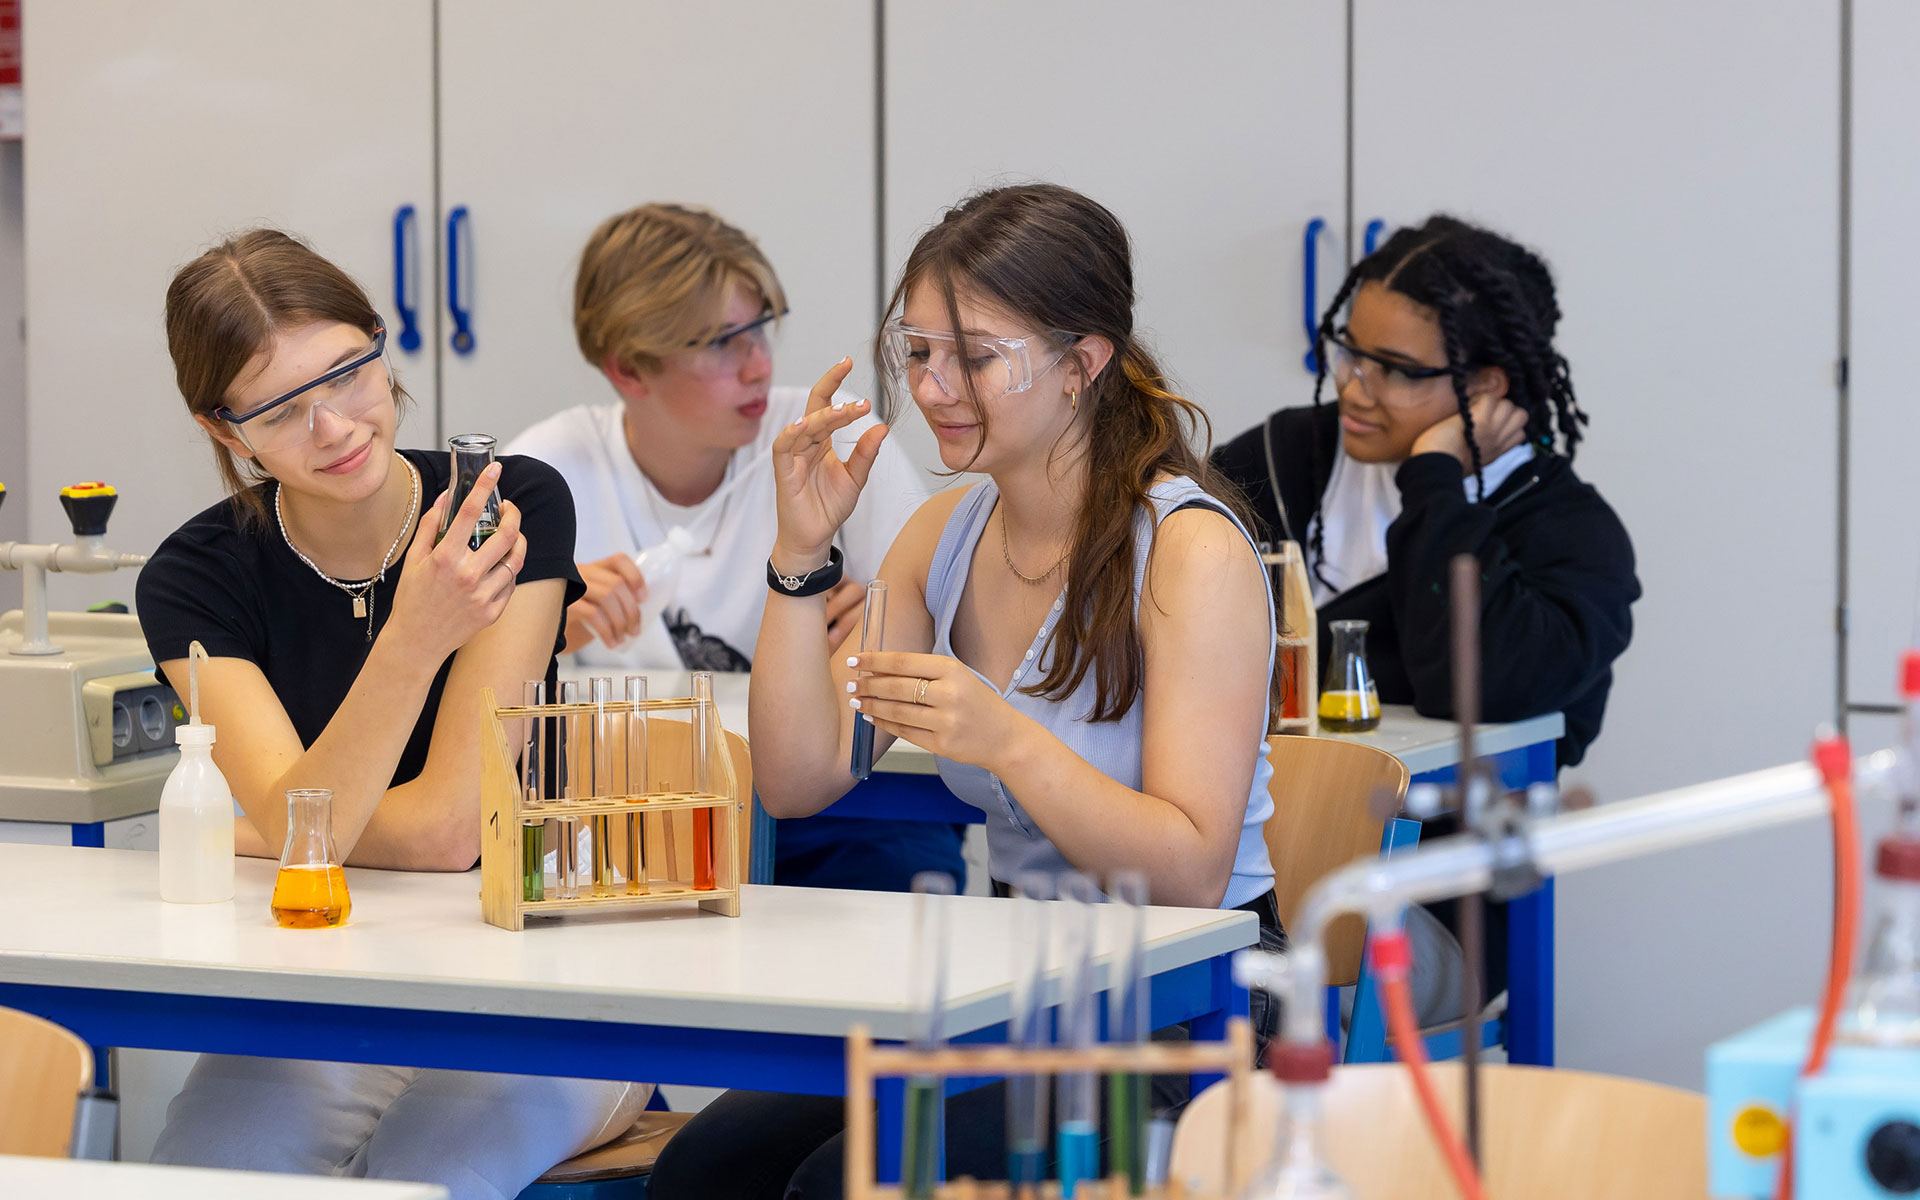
[1056,872,1100,1197]
[1108,870,1150,1195]
[903,871,954,1199]
[555,680,581,900]
[623,674,649,895]
[691,671,717,891]
[1008,872,1054,1192]
[851,579,888,780]
[590,677,615,897]
[520,681,546,903]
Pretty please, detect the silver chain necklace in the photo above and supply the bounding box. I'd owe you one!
[275,455,421,642]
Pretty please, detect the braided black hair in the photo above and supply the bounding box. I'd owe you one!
[1303,215,1588,586]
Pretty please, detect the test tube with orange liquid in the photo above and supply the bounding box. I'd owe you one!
[691,671,717,891]
[271,788,350,928]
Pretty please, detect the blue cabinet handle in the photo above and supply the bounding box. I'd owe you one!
[1302,218,1327,373]
[1364,218,1387,256]
[391,205,421,354]
[447,205,475,356]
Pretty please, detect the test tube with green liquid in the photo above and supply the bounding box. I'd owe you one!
[589,677,615,897]
[902,871,953,1199]
[1107,870,1150,1195]
[1056,872,1100,1198]
[519,681,546,903]
[443,434,501,549]
[1007,872,1054,1194]
[623,674,648,895]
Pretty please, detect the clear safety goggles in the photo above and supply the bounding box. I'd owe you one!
[215,326,391,453]
[1327,329,1450,408]
[879,321,1074,401]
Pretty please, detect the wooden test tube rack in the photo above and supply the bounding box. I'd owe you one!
[844,1019,1257,1200]
[478,686,746,930]
[1263,543,1317,735]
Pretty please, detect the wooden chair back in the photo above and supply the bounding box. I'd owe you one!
[0,1006,91,1157]
[1263,735,1408,985]
[1172,1062,1707,1199]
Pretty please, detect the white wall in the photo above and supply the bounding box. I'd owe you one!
[0,141,21,615]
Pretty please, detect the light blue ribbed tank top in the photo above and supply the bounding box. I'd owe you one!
[925,476,1277,909]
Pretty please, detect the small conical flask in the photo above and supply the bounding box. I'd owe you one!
[1317,619,1380,733]
[1841,827,1920,1045]
[1237,1082,1353,1199]
[270,789,351,929]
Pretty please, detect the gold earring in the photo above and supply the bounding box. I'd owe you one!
[1070,388,1079,411]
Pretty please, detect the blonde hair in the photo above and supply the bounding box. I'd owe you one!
[574,204,787,377]
[164,229,409,526]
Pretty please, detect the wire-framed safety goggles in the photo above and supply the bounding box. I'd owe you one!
[1326,328,1450,406]
[214,325,389,453]
[879,321,1076,401]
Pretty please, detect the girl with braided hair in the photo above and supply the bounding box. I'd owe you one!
[1215,214,1638,770]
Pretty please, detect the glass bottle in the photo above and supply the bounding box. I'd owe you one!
[1237,1083,1353,1199]
[270,789,350,929]
[1841,828,1920,1045]
[1317,619,1381,733]
[444,433,501,549]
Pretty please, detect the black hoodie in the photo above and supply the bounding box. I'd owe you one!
[1213,403,1639,767]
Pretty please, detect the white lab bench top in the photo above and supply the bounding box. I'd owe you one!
[558,667,1565,780]
[0,1155,449,1199]
[0,843,1253,1042]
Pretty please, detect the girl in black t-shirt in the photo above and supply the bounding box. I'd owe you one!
[135,230,644,1198]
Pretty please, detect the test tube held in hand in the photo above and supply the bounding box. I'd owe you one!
[691,671,717,891]
[1107,871,1151,1195]
[444,434,502,550]
[623,675,649,895]
[590,677,615,897]
[903,871,954,1199]
[520,681,546,903]
[850,580,889,780]
[1056,872,1101,1198]
[1007,872,1054,1193]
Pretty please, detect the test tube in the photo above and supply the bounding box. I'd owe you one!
[850,580,888,781]
[554,680,581,900]
[623,674,649,895]
[590,677,615,897]
[444,434,501,549]
[1056,872,1100,1198]
[691,671,717,891]
[520,681,546,903]
[903,871,954,1199]
[1107,871,1150,1195]
[1007,872,1054,1195]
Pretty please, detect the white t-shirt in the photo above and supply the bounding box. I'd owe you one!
[506,386,930,670]
[1308,440,1535,607]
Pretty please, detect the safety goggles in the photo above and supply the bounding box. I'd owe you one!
[1327,329,1450,407]
[215,326,390,453]
[879,321,1075,401]
[681,306,786,375]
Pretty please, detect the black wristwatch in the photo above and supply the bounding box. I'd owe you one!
[766,545,845,597]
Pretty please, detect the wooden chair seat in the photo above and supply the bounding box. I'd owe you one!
[532,1111,695,1184]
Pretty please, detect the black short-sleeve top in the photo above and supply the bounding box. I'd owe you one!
[135,449,585,790]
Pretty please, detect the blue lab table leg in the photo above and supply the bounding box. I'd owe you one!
[1187,952,1246,1096]
[1504,739,1559,1066]
[876,1073,905,1185]
[70,822,105,848]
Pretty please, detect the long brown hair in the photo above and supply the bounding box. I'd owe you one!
[877,184,1274,724]
[163,229,408,525]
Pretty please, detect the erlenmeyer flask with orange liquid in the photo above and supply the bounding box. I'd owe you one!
[271,788,351,928]
[1317,619,1381,733]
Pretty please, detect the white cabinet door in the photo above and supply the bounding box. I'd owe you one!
[24,1,436,610]
[881,0,1347,477]
[1844,0,1920,711]
[436,0,877,446]
[1354,0,1840,1090]
[1353,1,1839,797]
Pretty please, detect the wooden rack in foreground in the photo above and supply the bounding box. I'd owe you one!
[844,1018,1257,1199]
[478,686,746,931]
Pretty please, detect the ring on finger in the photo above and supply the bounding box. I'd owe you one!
[915,678,930,705]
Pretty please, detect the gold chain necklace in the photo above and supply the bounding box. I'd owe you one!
[276,455,421,641]
[999,509,1069,586]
